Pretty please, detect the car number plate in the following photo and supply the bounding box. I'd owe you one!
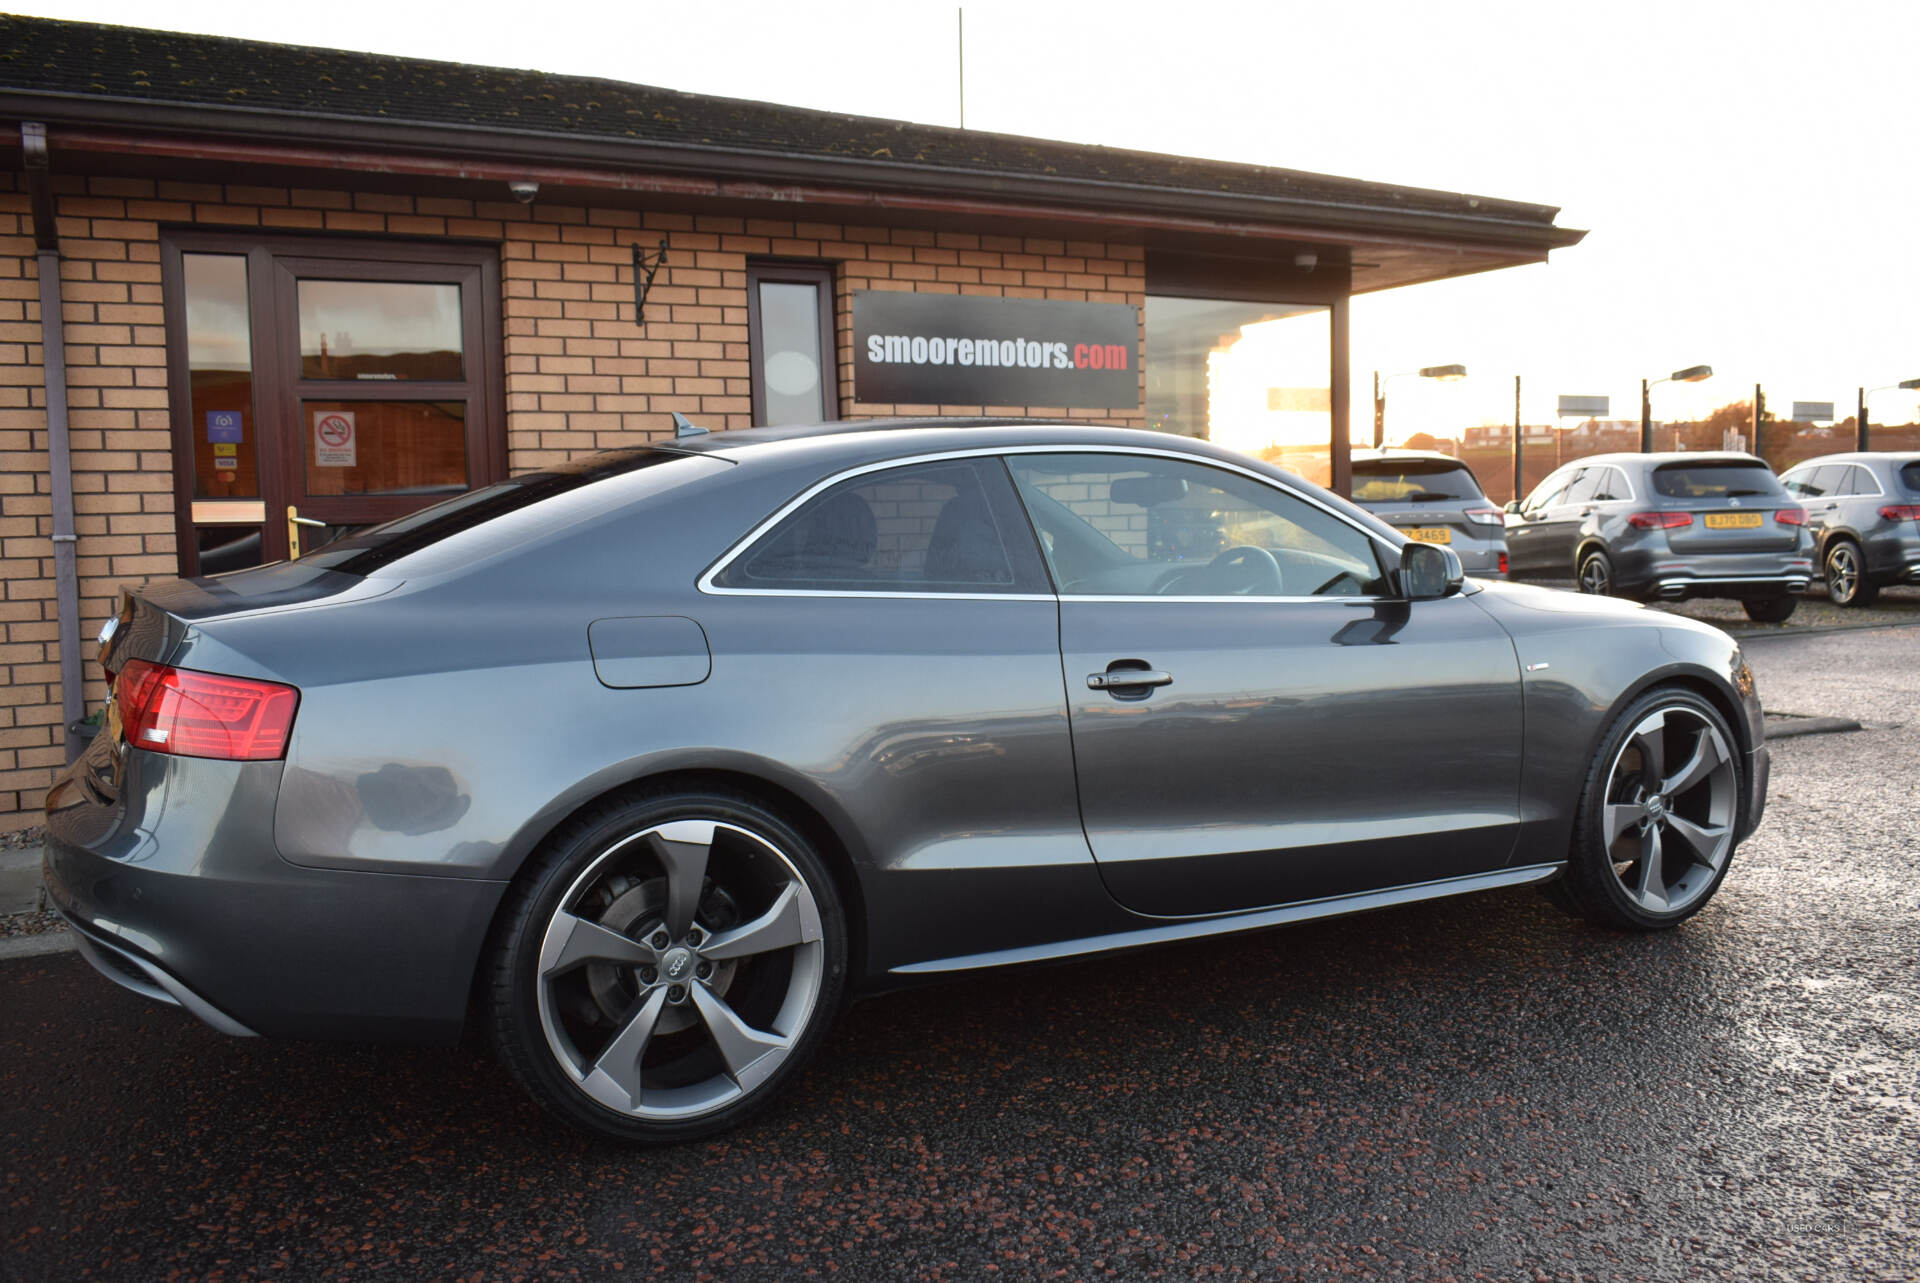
[1398,526,1452,544]
[1704,512,1763,529]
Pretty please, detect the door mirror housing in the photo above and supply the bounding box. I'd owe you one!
[1503,499,1522,514]
[1397,541,1464,600]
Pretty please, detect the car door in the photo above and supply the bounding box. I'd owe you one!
[1506,466,1575,575]
[1005,449,1525,918]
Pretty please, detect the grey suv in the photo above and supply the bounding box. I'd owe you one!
[1779,452,1920,606]
[1505,452,1813,621]
[1348,449,1508,577]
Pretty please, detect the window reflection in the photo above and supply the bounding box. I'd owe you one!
[184,253,258,499]
[299,280,463,381]
[1145,297,1331,468]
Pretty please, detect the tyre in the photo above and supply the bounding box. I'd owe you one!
[1823,540,1878,608]
[1742,595,1797,623]
[489,787,847,1142]
[1576,548,1614,596]
[1548,687,1743,931]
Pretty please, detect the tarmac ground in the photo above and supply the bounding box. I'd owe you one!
[1,620,1915,1281]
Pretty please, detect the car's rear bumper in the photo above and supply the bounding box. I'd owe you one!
[42,741,506,1043]
[1647,572,1812,602]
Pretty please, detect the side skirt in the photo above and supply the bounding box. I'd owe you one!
[889,863,1563,976]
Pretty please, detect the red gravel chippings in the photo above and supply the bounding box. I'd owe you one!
[2,635,1917,1281]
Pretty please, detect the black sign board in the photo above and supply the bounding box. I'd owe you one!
[853,292,1140,410]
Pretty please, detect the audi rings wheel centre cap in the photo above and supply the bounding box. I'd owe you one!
[659,947,695,983]
[1645,794,1668,823]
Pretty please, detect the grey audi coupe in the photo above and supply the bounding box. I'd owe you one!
[45,420,1769,1142]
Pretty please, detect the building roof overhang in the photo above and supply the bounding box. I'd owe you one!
[0,14,1585,294]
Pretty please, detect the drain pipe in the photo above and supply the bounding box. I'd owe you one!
[22,123,84,763]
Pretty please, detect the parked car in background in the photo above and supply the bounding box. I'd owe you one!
[1778,452,1920,607]
[46,421,1771,1143]
[1347,449,1508,577]
[1504,452,1812,621]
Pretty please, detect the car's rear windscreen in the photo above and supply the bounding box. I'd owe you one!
[299,449,691,575]
[1350,460,1485,502]
[1901,462,1920,495]
[1649,461,1786,500]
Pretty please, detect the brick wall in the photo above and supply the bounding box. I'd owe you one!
[0,171,1147,826]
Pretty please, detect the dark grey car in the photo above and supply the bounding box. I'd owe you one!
[1779,452,1920,607]
[1348,449,1508,577]
[45,421,1769,1142]
[1504,452,1813,621]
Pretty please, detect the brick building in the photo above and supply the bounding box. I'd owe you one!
[0,14,1583,826]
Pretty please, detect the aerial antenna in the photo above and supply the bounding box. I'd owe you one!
[671,412,708,438]
[957,8,965,128]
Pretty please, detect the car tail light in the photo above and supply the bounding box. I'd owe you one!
[1498,551,1509,575]
[1775,507,1808,526]
[1627,511,1693,530]
[1880,504,1920,522]
[113,659,299,761]
[1463,507,1504,527]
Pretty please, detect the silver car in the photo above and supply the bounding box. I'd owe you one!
[1348,449,1508,577]
[1778,452,1920,607]
[1505,452,1813,622]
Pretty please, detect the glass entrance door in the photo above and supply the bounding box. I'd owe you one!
[165,236,504,573]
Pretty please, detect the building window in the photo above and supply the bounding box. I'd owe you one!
[1144,296,1331,469]
[747,261,839,426]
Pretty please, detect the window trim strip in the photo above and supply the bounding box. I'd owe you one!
[698,441,1407,601]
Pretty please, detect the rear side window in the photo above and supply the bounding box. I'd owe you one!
[716,458,1041,593]
[1901,462,1920,495]
[1649,462,1785,499]
[1350,459,1485,502]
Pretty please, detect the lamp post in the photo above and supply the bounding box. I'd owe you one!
[1857,378,1920,452]
[1640,364,1713,452]
[1373,364,1467,448]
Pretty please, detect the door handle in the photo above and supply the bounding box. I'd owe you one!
[286,505,326,559]
[1087,669,1172,690]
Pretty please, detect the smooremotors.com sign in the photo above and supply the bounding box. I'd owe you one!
[853,292,1139,410]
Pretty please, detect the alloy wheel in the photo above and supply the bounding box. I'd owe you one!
[1601,706,1736,915]
[1826,543,1861,605]
[533,819,826,1120]
[1578,553,1612,595]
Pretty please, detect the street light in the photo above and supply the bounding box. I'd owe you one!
[1857,377,1920,451]
[1640,364,1713,452]
[1373,364,1468,448]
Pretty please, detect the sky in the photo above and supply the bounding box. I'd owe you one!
[23,0,1920,439]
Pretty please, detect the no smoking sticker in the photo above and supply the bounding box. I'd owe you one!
[313,410,357,467]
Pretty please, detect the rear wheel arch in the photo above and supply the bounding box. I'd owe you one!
[474,765,871,1017]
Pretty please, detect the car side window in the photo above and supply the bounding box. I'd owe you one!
[1523,469,1573,512]
[1561,469,1603,506]
[1005,453,1387,598]
[1795,465,1838,498]
[1780,469,1813,497]
[1842,465,1878,496]
[1593,467,1631,502]
[716,458,1043,593]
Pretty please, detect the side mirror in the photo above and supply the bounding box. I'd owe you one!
[1398,541,1464,600]
[1503,500,1522,514]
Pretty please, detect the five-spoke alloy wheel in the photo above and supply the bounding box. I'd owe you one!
[490,790,846,1142]
[1552,689,1743,930]
[1823,540,1877,608]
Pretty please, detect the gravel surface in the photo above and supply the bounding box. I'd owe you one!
[1,630,1914,1281]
